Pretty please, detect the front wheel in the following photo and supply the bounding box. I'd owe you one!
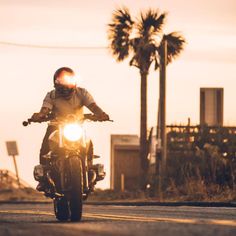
[54,198,70,221]
[68,157,83,222]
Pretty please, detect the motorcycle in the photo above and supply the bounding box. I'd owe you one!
[23,113,111,222]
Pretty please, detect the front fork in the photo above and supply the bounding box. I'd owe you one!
[81,152,89,193]
[59,154,89,194]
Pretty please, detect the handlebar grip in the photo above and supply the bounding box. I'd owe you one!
[22,119,33,126]
[22,121,29,126]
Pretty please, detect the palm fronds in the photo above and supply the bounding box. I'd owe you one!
[108,8,134,61]
[108,7,186,67]
[137,9,167,37]
[162,32,186,64]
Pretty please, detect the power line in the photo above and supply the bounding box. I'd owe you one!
[0,41,108,50]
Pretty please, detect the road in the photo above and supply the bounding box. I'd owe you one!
[0,203,235,236]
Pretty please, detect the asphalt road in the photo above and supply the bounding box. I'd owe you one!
[0,203,235,236]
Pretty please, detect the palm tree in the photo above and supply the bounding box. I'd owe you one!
[108,7,185,186]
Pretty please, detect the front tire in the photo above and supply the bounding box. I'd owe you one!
[68,157,83,222]
[54,198,70,221]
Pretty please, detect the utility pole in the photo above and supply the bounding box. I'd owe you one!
[159,39,167,171]
[156,99,162,200]
[156,39,167,199]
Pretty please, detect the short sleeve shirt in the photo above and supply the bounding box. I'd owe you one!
[42,87,95,119]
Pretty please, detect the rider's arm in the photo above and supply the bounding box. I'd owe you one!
[31,107,51,121]
[79,88,109,121]
[87,103,109,120]
[31,92,53,121]
[40,107,51,116]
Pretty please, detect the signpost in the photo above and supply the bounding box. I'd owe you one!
[5,141,20,188]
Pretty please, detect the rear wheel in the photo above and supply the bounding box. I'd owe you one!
[68,158,83,222]
[54,198,70,221]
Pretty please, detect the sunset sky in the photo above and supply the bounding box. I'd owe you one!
[0,0,235,188]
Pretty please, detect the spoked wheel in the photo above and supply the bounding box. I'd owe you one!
[54,198,70,221]
[68,157,83,222]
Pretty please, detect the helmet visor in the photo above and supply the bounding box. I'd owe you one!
[55,71,78,88]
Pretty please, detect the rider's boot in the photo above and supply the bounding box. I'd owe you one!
[34,164,48,192]
[36,181,47,192]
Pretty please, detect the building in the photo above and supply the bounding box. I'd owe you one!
[200,88,224,126]
[110,135,141,191]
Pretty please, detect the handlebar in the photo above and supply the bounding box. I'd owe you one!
[83,114,114,122]
[22,117,53,126]
[22,114,113,126]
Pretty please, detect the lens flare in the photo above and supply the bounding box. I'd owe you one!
[63,123,83,141]
[55,73,79,88]
[63,75,78,87]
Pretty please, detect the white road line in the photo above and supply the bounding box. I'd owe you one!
[0,210,235,227]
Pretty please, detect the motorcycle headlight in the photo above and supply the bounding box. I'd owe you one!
[63,123,83,141]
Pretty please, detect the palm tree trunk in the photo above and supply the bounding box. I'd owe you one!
[140,71,148,187]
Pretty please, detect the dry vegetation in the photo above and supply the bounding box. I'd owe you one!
[163,144,236,202]
[0,188,48,202]
[91,143,236,202]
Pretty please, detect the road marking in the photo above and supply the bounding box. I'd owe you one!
[0,210,54,216]
[84,213,236,227]
[0,210,235,227]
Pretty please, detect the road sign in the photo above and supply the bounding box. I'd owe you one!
[6,141,19,156]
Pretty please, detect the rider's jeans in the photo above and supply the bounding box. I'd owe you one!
[40,125,57,165]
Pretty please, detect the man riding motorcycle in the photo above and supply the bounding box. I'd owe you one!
[31,67,109,191]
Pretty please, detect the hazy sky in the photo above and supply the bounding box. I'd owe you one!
[0,0,236,188]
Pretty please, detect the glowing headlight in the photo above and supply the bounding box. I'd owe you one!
[63,123,83,141]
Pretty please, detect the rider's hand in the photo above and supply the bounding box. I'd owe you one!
[97,112,109,121]
[31,112,45,122]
